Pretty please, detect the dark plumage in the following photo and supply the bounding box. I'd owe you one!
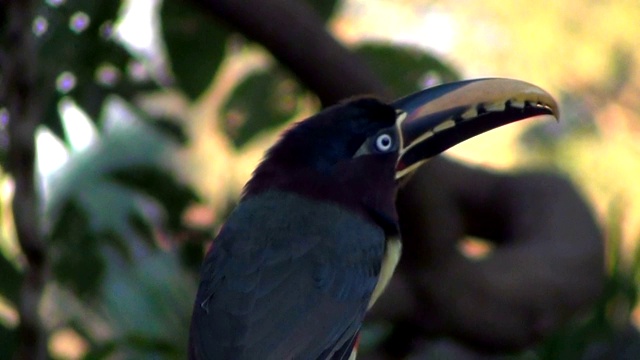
[190,99,401,359]
[188,78,559,360]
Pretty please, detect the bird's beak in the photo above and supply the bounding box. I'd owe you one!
[393,78,559,179]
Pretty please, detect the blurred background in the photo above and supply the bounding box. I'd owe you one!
[0,0,639,358]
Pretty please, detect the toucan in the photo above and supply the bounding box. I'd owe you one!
[188,78,558,359]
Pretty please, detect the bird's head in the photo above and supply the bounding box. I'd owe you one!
[244,78,558,230]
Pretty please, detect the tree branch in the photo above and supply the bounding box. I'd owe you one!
[1,1,48,359]
[188,0,391,106]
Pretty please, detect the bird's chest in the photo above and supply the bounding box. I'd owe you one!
[229,191,391,299]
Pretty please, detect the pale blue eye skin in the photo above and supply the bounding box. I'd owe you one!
[375,133,394,152]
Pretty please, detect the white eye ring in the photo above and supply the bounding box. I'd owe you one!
[375,133,394,152]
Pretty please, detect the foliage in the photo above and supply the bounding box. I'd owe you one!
[1,0,638,359]
[0,0,462,358]
[160,0,230,100]
[222,66,307,148]
[34,0,159,137]
[354,42,459,96]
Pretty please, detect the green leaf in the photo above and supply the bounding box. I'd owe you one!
[35,0,159,139]
[0,251,23,306]
[0,150,5,171]
[0,323,17,360]
[109,166,199,232]
[120,333,182,358]
[81,341,117,360]
[305,0,341,22]
[46,98,187,298]
[0,128,6,169]
[222,67,304,148]
[354,42,460,96]
[50,201,106,298]
[160,0,231,100]
[98,251,195,357]
[148,117,189,145]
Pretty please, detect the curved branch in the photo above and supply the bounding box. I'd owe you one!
[188,0,390,106]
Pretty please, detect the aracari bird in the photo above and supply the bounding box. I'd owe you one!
[189,78,558,359]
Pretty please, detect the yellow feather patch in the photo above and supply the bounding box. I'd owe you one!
[368,236,402,309]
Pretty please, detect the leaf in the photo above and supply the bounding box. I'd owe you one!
[0,150,5,171]
[222,67,304,148]
[160,0,231,100]
[35,0,160,139]
[305,0,341,22]
[354,42,460,96]
[98,251,195,357]
[0,251,23,306]
[0,323,17,360]
[51,251,195,359]
[148,117,189,145]
[46,98,189,298]
[120,333,182,358]
[109,166,199,232]
[81,341,117,360]
[50,201,106,298]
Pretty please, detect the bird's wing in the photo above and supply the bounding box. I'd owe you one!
[189,217,383,360]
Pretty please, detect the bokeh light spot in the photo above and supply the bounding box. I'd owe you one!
[127,60,149,82]
[69,12,90,34]
[55,72,77,93]
[32,16,49,37]
[99,21,114,39]
[95,63,121,87]
[0,108,8,129]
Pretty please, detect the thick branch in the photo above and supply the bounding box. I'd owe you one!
[189,0,391,106]
[1,1,48,359]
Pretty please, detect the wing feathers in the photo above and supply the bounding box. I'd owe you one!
[189,191,386,359]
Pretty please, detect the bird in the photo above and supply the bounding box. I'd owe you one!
[188,78,559,360]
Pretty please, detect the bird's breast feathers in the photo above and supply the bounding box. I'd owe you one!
[191,190,393,359]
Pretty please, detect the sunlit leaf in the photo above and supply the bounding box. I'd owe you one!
[160,0,230,100]
[59,97,100,152]
[222,67,304,148]
[354,42,460,96]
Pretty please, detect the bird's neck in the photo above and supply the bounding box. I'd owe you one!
[243,157,400,237]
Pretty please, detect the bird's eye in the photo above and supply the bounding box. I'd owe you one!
[375,133,394,152]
